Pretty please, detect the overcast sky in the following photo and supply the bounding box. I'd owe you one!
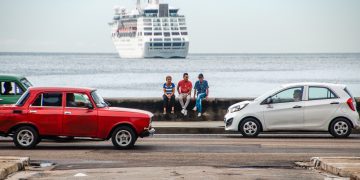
[0,0,359,53]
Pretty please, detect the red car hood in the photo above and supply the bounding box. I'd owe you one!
[106,107,154,118]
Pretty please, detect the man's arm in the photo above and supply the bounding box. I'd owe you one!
[177,83,181,94]
[206,82,209,98]
[163,88,167,96]
[188,83,192,95]
[171,85,175,96]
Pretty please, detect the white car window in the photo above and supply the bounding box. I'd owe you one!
[308,87,337,100]
[270,87,303,104]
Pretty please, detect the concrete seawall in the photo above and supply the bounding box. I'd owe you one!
[105,97,360,122]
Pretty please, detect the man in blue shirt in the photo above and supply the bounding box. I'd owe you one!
[193,73,209,117]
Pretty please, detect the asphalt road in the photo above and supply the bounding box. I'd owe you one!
[1,134,360,179]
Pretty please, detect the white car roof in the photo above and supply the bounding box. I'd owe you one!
[281,82,346,89]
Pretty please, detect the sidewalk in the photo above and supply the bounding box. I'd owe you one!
[312,157,360,180]
[0,157,29,180]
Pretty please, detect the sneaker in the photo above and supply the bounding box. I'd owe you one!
[197,113,201,117]
[184,110,188,116]
[181,109,185,115]
[193,107,197,111]
[163,111,166,115]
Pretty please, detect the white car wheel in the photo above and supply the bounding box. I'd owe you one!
[330,118,352,138]
[239,118,261,137]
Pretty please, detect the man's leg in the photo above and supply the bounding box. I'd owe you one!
[170,95,175,113]
[184,94,191,109]
[163,95,168,114]
[197,93,206,113]
[179,93,185,109]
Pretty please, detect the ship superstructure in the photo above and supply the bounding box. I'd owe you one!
[109,0,189,58]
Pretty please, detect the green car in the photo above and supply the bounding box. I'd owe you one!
[0,75,33,104]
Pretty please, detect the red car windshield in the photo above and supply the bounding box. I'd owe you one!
[15,90,30,106]
[91,90,108,108]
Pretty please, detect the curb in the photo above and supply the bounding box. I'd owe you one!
[0,157,29,180]
[155,127,360,134]
[311,157,360,179]
[155,127,225,134]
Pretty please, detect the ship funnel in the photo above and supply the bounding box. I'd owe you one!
[136,0,141,10]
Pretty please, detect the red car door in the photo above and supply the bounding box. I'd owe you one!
[62,92,98,137]
[28,92,64,135]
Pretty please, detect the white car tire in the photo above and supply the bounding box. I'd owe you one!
[239,118,261,138]
[329,118,352,138]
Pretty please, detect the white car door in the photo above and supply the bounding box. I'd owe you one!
[263,86,305,130]
[303,86,341,130]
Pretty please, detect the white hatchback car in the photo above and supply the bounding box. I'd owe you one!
[225,83,360,138]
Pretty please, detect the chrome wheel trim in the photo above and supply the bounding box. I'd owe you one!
[243,121,258,136]
[17,129,34,147]
[334,121,349,136]
[115,130,132,146]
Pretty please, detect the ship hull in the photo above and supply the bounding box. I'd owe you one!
[113,37,189,59]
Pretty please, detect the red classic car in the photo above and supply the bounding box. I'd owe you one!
[0,87,155,149]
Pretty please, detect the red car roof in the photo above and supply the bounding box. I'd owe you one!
[28,87,96,93]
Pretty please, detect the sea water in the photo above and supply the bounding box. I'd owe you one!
[0,52,359,98]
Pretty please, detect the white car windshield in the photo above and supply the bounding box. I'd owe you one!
[254,86,283,102]
[91,90,108,108]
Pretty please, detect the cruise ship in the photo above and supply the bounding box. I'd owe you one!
[109,0,189,58]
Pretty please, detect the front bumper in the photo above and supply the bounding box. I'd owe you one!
[140,128,156,138]
[224,112,239,131]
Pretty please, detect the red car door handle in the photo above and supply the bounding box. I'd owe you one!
[29,110,37,114]
[64,111,72,115]
[330,102,340,104]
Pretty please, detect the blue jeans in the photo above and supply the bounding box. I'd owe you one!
[196,93,207,113]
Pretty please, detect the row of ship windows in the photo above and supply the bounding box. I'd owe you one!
[151,38,184,41]
[144,27,187,31]
[113,32,137,38]
[143,18,185,23]
[112,32,188,38]
[143,32,188,36]
[150,43,186,47]
[144,23,186,26]
[149,47,186,50]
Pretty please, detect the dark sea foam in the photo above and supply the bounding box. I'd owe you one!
[0,52,359,97]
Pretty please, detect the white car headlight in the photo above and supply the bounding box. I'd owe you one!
[230,103,249,113]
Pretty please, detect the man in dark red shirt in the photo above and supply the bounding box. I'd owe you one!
[177,73,192,116]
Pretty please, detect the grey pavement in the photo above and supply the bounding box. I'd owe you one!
[1,134,360,179]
